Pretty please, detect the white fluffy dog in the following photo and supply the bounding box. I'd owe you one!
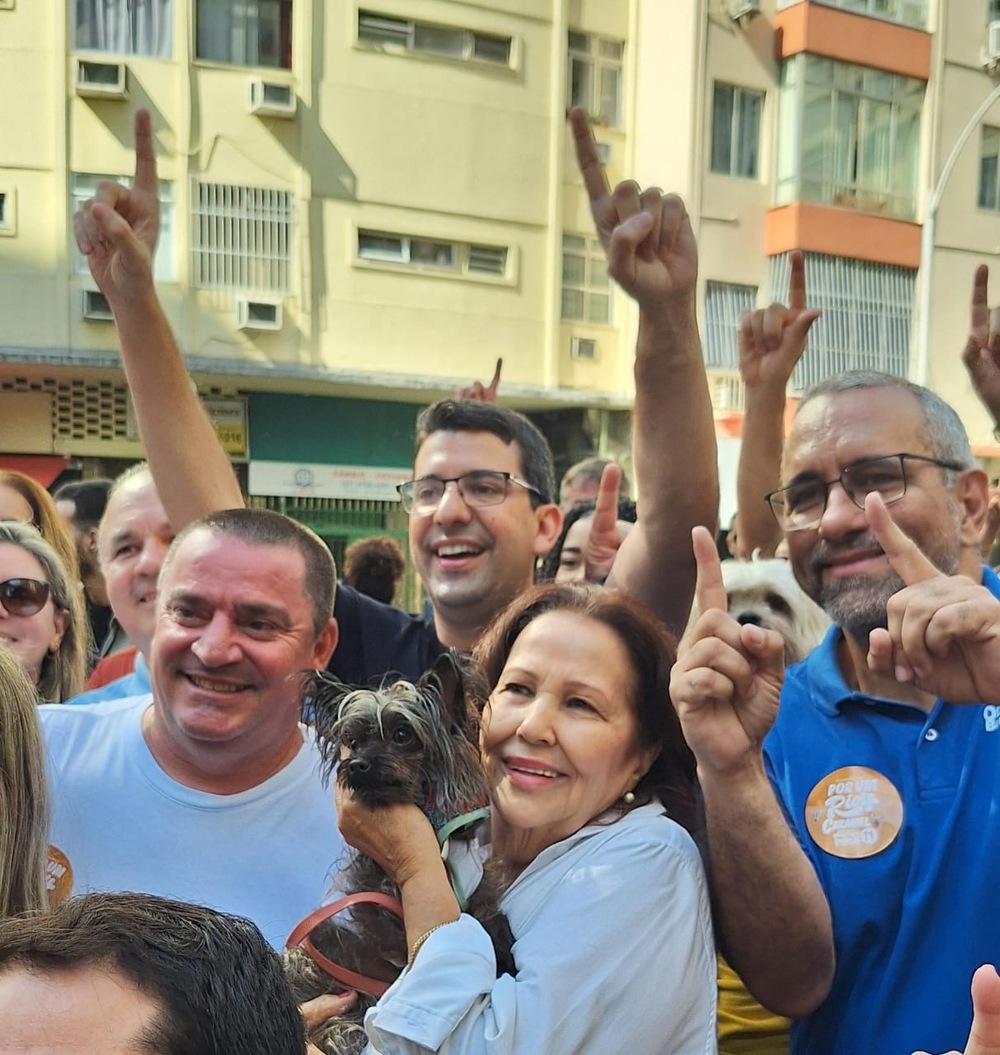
[692,557,831,667]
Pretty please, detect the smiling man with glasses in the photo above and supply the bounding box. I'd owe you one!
[673,365,1000,1055]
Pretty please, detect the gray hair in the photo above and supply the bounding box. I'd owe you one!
[0,521,87,702]
[798,372,974,481]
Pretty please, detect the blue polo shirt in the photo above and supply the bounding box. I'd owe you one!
[765,565,1000,1055]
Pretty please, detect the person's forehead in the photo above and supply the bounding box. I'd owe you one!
[103,476,166,534]
[163,529,308,596]
[414,429,522,477]
[0,542,46,580]
[783,388,925,479]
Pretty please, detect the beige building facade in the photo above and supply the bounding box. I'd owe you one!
[1,0,999,537]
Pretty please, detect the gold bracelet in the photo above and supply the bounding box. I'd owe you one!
[407,921,455,968]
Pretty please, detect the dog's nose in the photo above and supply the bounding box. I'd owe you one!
[735,611,764,628]
[347,757,372,776]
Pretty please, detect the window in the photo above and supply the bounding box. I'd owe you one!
[991,0,1000,21]
[0,189,12,236]
[775,55,923,221]
[357,231,509,278]
[197,0,291,68]
[768,251,914,388]
[357,11,512,67]
[73,176,174,279]
[561,234,611,323]
[75,0,171,56]
[777,0,927,28]
[191,182,292,291]
[981,127,1000,211]
[704,282,757,368]
[711,84,764,179]
[568,31,623,128]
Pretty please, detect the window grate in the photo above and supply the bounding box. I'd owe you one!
[768,251,914,390]
[191,181,292,293]
[704,281,757,369]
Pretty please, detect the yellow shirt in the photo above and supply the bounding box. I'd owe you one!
[717,956,790,1055]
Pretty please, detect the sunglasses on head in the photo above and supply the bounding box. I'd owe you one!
[0,578,51,617]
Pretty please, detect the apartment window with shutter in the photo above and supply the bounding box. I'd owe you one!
[357,11,512,67]
[357,230,509,279]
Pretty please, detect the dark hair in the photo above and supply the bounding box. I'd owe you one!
[473,583,699,835]
[343,535,406,605]
[540,496,638,580]
[53,478,112,530]
[164,509,335,634]
[0,892,305,1055]
[415,400,556,506]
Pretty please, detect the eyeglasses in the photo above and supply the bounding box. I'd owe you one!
[0,578,51,617]
[397,471,543,515]
[766,453,966,533]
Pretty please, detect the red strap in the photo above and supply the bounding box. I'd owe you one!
[286,892,405,1000]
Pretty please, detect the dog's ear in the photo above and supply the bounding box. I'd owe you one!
[418,650,464,725]
[303,670,357,778]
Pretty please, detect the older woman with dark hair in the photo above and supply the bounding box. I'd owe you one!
[0,522,87,702]
[336,583,715,1055]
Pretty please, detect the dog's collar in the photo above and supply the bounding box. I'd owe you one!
[437,806,491,912]
[286,892,405,999]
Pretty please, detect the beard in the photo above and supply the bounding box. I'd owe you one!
[802,504,962,643]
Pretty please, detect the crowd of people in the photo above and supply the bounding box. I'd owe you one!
[3,104,1000,1055]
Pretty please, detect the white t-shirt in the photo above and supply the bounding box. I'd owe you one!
[40,695,346,948]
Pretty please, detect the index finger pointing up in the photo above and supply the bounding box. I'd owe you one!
[133,109,158,194]
[864,491,939,586]
[788,250,807,313]
[692,525,728,614]
[569,106,611,203]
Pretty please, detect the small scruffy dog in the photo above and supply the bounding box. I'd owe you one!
[693,557,831,666]
[284,652,515,1055]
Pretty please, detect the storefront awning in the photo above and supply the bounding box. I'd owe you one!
[0,455,72,489]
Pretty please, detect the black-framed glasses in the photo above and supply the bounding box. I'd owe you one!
[766,453,966,533]
[0,578,51,617]
[397,471,543,515]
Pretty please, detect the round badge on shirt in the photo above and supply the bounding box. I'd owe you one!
[804,766,904,859]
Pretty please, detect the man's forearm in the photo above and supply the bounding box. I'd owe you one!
[701,760,835,1018]
[110,287,245,528]
[610,298,718,638]
[734,385,785,559]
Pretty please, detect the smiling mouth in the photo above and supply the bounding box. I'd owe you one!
[186,675,247,694]
[505,760,561,779]
[434,544,484,559]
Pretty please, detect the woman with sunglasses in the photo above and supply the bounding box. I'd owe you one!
[0,522,86,703]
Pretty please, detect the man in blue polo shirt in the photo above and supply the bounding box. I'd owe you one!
[673,370,1000,1055]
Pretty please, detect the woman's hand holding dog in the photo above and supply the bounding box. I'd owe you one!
[670,526,786,777]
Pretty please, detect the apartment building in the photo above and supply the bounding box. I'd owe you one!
[1,0,999,545]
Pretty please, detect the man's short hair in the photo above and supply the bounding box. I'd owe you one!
[53,479,113,530]
[560,456,631,498]
[797,372,975,477]
[415,399,557,506]
[0,892,305,1055]
[164,508,335,634]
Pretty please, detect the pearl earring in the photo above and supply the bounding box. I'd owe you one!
[623,791,635,806]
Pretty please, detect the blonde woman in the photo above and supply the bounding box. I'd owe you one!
[0,646,48,916]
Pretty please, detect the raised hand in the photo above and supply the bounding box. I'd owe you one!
[569,107,696,311]
[454,358,503,402]
[962,266,1000,424]
[670,526,786,775]
[583,463,628,584]
[865,492,1000,703]
[73,109,159,305]
[912,965,1000,1055]
[738,250,821,391]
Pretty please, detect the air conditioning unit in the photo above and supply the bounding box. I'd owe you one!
[247,78,297,118]
[235,297,283,331]
[82,289,114,321]
[571,336,597,361]
[729,0,761,21]
[75,59,128,99]
[985,21,1000,69]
